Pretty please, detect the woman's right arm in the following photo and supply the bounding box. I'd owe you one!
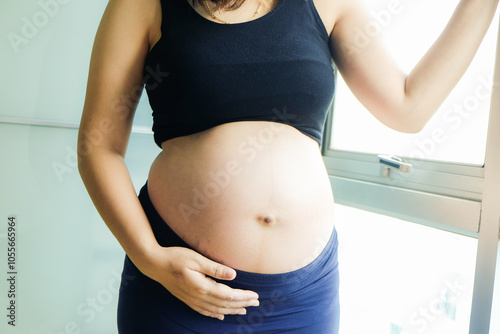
[78,0,258,320]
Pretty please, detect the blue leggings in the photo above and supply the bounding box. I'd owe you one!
[117,182,340,333]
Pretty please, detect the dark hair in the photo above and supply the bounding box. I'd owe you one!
[195,0,247,11]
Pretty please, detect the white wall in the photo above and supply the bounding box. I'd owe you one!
[0,1,161,333]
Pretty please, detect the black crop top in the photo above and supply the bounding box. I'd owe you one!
[143,0,335,148]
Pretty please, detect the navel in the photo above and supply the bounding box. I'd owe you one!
[257,214,277,225]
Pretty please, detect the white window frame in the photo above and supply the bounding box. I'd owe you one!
[321,21,500,334]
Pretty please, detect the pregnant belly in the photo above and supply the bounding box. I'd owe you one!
[147,121,335,274]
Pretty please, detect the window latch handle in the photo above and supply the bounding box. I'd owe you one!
[377,155,412,173]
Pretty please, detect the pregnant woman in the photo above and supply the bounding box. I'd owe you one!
[78,0,498,332]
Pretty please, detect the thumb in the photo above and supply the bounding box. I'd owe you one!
[199,257,236,280]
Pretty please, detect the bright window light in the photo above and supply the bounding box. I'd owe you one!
[330,0,499,166]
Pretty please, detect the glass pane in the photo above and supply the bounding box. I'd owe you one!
[330,0,499,165]
[334,204,477,334]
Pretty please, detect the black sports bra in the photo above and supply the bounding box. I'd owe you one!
[143,0,335,147]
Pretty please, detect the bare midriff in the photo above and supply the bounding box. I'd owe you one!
[147,121,335,274]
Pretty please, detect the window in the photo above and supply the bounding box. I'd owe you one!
[321,1,500,333]
[335,204,477,334]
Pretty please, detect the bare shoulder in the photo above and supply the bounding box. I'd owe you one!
[102,0,162,50]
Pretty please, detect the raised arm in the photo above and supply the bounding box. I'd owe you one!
[78,0,258,320]
[329,0,499,133]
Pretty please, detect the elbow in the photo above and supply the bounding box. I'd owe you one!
[76,132,95,177]
[386,100,435,134]
[76,139,90,178]
[76,133,125,179]
[387,78,431,133]
[378,107,428,134]
[393,119,427,134]
[370,89,429,134]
